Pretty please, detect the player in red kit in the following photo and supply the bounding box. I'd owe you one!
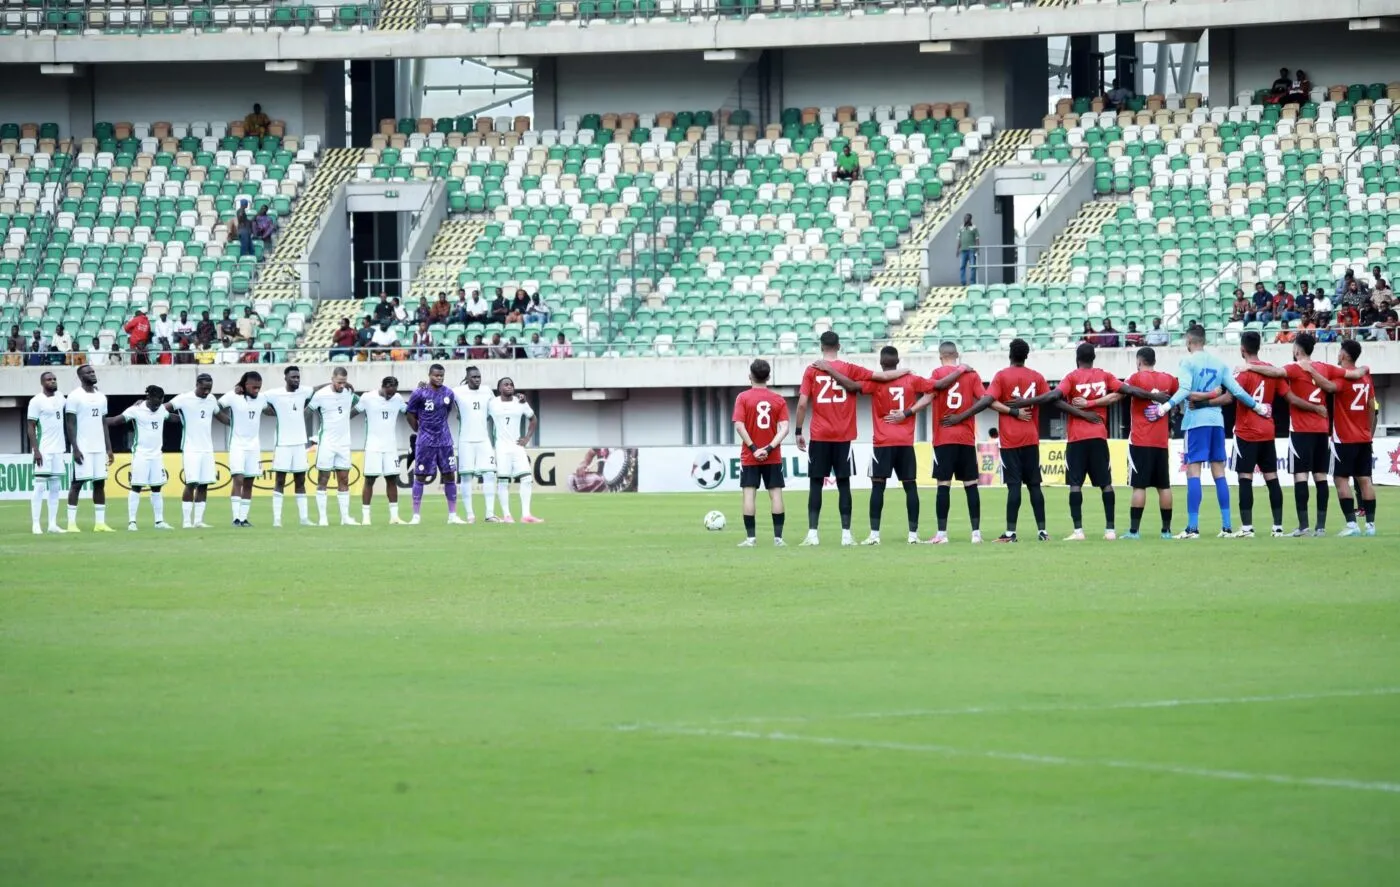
[1331,339,1377,536]
[901,341,985,543]
[1280,333,1343,535]
[733,358,790,547]
[1082,347,1176,539]
[1228,331,1287,537]
[819,346,935,544]
[798,330,907,546]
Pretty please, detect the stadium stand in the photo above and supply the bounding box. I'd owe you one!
[0,0,380,34]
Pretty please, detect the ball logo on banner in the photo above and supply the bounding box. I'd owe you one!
[691,453,728,490]
[1390,443,1400,478]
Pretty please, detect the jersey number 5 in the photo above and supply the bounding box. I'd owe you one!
[755,401,773,429]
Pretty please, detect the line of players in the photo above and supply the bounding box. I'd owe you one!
[731,329,1378,546]
[24,362,541,534]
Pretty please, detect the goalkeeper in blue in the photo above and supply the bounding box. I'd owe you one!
[1151,325,1272,538]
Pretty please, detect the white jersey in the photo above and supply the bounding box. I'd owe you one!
[356,391,406,452]
[453,385,493,443]
[65,387,108,456]
[168,391,220,453]
[264,386,312,447]
[309,387,359,449]
[487,397,534,448]
[122,402,169,456]
[27,392,66,454]
[219,391,268,448]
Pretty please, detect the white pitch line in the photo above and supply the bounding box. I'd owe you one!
[671,687,1400,728]
[625,726,1400,795]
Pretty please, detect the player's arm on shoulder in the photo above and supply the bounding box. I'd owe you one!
[1011,386,1062,408]
[869,366,908,383]
[1054,400,1103,423]
[1116,382,1168,404]
[1342,365,1370,381]
[892,391,934,424]
[1304,361,1339,393]
[929,366,967,390]
[821,362,862,392]
[945,393,997,426]
[1246,362,1288,379]
[1284,390,1327,415]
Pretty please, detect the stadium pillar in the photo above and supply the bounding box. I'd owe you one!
[1114,33,1138,95]
[349,61,403,300]
[534,58,558,130]
[986,38,1049,130]
[1069,35,1096,102]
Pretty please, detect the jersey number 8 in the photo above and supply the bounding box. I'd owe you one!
[755,401,772,429]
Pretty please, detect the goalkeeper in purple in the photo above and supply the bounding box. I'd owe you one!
[404,363,464,524]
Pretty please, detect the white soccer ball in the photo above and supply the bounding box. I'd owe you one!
[703,510,727,532]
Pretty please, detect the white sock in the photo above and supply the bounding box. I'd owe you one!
[316,489,328,521]
[68,503,78,526]
[388,501,400,520]
[463,478,476,518]
[362,503,372,522]
[483,473,497,517]
[182,500,194,525]
[869,530,881,540]
[238,498,252,522]
[152,492,165,523]
[496,479,511,519]
[337,491,350,521]
[231,495,242,522]
[31,483,44,525]
[296,493,309,522]
[128,491,140,524]
[194,500,206,525]
[95,504,106,525]
[48,478,62,527]
[520,477,533,518]
[272,491,283,523]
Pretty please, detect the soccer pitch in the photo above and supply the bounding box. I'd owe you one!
[2,489,1397,885]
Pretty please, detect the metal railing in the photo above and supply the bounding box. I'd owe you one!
[20,143,80,309]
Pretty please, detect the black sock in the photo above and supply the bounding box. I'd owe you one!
[1129,505,1144,534]
[1266,478,1284,527]
[1069,490,1083,529]
[743,514,756,539]
[1028,484,1047,531]
[869,481,886,532]
[1006,482,1022,533]
[1362,497,1376,524]
[965,485,981,532]
[807,479,822,531]
[1102,488,1115,530]
[903,482,920,533]
[1294,482,1310,529]
[772,512,785,539]
[836,478,852,531]
[1160,506,1173,534]
[1314,480,1330,530]
[1238,480,1254,526]
[936,485,950,532]
[1340,496,1356,523]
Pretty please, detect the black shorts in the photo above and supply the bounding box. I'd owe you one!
[739,463,785,489]
[1234,438,1278,475]
[808,440,854,479]
[932,443,979,483]
[870,445,917,482]
[1065,438,1112,488]
[1289,431,1331,475]
[1332,441,1373,478]
[1128,444,1171,490]
[1000,445,1043,487]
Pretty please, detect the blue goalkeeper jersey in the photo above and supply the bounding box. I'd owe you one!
[1165,351,1257,430]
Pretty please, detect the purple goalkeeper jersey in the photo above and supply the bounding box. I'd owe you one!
[406,384,457,448]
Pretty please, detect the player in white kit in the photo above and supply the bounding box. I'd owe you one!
[64,364,114,532]
[308,366,360,526]
[264,365,314,527]
[112,385,174,531]
[486,377,541,523]
[26,371,67,534]
[218,371,268,527]
[356,376,407,525]
[165,373,219,528]
[452,365,497,523]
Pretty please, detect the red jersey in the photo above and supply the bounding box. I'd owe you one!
[1124,370,1179,448]
[985,365,1047,450]
[861,375,936,447]
[1234,360,1284,443]
[1332,371,1375,444]
[800,360,874,442]
[931,365,986,447]
[1284,362,1342,434]
[1055,367,1121,441]
[733,387,789,466]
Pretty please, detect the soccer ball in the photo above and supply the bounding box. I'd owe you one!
[703,510,727,531]
[691,454,727,490]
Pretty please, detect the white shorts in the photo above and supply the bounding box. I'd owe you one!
[495,444,531,480]
[34,450,66,478]
[130,453,168,488]
[315,445,352,472]
[363,450,401,478]
[272,444,309,474]
[182,450,216,486]
[72,452,108,483]
[459,440,496,476]
[228,445,263,478]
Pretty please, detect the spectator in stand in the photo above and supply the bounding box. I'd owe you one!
[66,337,86,366]
[253,205,276,255]
[50,323,72,355]
[1247,282,1272,323]
[1107,79,1135,111]
[237,306,261,342]
[194,339,217,365]
[1124,320,1144,347]
[330,318,358,360]
[373,292,395,325]
[194,311,217,348]
[1377,300,1399,341]
[174,310,194,341]
[1312,287,1333,324]
[526,331,549,359]
[391,297,408,324]
[1336,268,1362,298]
[152,310,174,349]
[1359,298,1383,340]
[1079,320,1096,343]
[414,297,432,325]
[431,292,452,323]
[1272,282,1299,323]
[1097,319,1121,348]
[508,289,530,323]
[489,289,510,325]
[1372,276,1393,308]
[1230,289,1251,322]
[834,145,861,182]
[107,342,125,366]
[550,332,573,359]
[957,214,979,285]
[448,288,470,324]
[244,103,271,138]
[1295,281,1314,316]
[174,339,195,365]
[466,289,489,325]
[124,308,151,364]
[1274,320,1297,344]
[488,332,511,359]
[412,321,433,360]
[525,293,550,326]
[231,209,255,258]
[25,330,45,365]
[219,309,239,339]
[240,345,260,364]
[217,336,239,365]
[1268,68,1292,103]
[87,338,109,366]
[3,324,22,367]
[453,335,469,360]
[468,334,489,360]
[355,316,375,356]
[370,321,398,358]
[1341,277,1368,311]
[1143,320,1170,346]
[1336,302,1361,335]
[1286,70,1311,105]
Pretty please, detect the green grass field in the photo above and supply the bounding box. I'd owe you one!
[2,488,1398,886]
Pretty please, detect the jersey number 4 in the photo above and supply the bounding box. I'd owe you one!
[814,376,847,404]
